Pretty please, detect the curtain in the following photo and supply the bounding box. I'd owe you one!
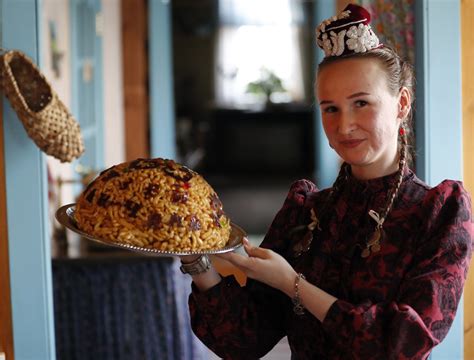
[356,0,415,64]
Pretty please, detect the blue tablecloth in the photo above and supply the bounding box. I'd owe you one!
[52,256,208,360]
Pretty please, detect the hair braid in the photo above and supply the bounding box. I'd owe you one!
[321,162,350,218]
[380,126,407,222]
[298,128,408,259]
[362,124,407,258]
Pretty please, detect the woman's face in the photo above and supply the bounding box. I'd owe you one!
[317,57,407,179]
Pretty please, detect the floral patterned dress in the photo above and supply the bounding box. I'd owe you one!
[188,169,473,359]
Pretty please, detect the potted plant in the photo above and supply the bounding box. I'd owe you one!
[246,67,286,106]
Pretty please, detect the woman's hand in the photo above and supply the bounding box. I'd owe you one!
[216,238,297,297]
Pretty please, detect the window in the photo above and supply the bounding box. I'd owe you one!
[215,0,306,107]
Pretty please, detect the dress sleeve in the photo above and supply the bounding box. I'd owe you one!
[321,180,473,360]
[188,179,317,359]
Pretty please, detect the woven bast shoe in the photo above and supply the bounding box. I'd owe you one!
[0,49,84,162]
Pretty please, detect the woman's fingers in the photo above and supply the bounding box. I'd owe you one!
[216,246,293,292]
[244,242,271,259]
[216,251,244,265]
[216,251,252,271]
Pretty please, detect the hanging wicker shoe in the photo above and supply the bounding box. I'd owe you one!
[0,49,84,162]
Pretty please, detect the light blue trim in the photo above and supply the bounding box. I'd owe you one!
[313,0,339,189]
[2,0,56,359]
[415,1,463,359]
[415,0,463,185]
[149,0,176,160]
[93,0,104,168]
[70,0,104,171]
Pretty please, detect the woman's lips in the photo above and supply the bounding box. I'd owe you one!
[339,139,364,148]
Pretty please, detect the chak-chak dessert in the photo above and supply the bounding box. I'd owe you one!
[75,158,231,251]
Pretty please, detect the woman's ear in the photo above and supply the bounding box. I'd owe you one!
[398,87,411,120]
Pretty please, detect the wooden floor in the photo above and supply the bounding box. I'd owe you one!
[208,337,291,359]
[262,338,292,360]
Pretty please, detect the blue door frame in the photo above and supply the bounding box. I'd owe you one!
[1,0,56,359]
[415,1,464,358]
[149,0,176,160]
[313,0,339,188]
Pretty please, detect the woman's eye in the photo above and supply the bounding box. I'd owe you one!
[355,100,368,107]
[323,106,338,113]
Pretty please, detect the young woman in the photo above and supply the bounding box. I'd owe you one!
[179,4,473,359]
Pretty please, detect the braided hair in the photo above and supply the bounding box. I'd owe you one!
[312,46,414,257]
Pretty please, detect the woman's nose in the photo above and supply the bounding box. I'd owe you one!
[338,111,356,134]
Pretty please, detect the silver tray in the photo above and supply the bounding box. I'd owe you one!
[55,203,246,256]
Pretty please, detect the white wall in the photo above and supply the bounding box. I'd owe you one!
[41,0,71,106]
[41,0,75,214]
[41,0,125,255]
[42,0,124,200]
[102,0,125,168]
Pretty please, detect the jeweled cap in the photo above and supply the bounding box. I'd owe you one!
[316,3,382,58]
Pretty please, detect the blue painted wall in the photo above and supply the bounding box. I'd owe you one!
[1,0,56,359]
[415,0,463,185]
[415,1,464,359]
[149,0,177,160]
[313,0,340,189]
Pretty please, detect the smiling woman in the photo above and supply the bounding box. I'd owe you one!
[317,56,411,180]
[180,4,473,359]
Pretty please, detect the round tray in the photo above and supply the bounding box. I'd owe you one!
[55,203,246,256]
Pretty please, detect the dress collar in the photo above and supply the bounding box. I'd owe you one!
[343,164,413,195]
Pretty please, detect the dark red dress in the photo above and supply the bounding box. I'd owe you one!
[189,169,473,359]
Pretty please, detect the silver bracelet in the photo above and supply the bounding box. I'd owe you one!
[292,273,306,315]
[179,255,211,275]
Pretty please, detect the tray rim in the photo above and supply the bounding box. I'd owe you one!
[55,203,246,256]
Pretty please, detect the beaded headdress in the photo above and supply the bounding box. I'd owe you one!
[316,3,382,58]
